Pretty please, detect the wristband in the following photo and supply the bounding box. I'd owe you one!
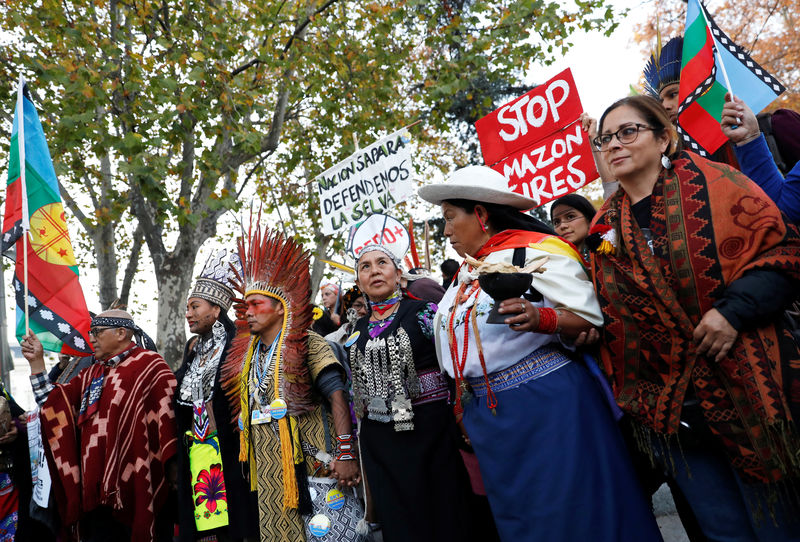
[335,434,356,461]
[534,307,559,334]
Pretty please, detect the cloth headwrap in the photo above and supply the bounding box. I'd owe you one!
[643,36,683,97]
[91,316,157,352]
[319,282,339,294]
[355,244,402,272]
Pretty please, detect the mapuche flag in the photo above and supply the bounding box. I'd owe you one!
[1,81,92,356]
[677,0,785,156]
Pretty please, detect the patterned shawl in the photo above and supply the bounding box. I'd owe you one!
[591,150,800,484]
[40,346,177,540]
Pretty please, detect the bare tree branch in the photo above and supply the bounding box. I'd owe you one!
[748,0,781,53]
[119,223,144,307]
[281,0,339,58]
[58,180,94,234]
[236,154,268,198]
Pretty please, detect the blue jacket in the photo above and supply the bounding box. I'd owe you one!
[733,134,800,223]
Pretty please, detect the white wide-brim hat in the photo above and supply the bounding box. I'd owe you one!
[418,165,538,210]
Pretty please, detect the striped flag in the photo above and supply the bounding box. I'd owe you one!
[678,0,785,156]
[1,80,93,355]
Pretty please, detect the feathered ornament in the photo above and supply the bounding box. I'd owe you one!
[643,34,683,98]
[219,210,314,507]
[585,224,617,255]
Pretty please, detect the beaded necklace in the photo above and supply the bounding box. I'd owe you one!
[369,290,401,316]
[446,278,498,418]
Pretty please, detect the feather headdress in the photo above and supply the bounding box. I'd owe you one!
[219,213,314,505]
[221,214,314,420]
[643,35,683,98]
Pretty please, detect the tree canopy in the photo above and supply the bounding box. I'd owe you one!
[0,0,618,366]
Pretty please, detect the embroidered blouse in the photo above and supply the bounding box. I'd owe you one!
[434,240,602,378]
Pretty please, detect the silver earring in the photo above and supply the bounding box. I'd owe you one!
[661,154,672,169]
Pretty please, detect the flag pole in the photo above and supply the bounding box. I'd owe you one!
[698,1,734,99]
[16,77,30,334]
[424,220,431,272]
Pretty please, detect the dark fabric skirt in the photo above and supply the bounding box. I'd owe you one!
[463,359,662,542]
[359,400,471,542]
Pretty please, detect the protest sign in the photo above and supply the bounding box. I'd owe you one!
[27,408,52,507]
[475,67,598,206]
[316,128,414,235]
[346,213,409,262]
[494,121,597,204]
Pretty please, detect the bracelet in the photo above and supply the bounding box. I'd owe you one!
[335,434,356,461]
[534,307,559,334]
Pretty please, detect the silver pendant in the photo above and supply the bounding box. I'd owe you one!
[391,397,414,431]
[367,397,390,423]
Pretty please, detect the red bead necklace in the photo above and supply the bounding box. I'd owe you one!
[447,280,480,418]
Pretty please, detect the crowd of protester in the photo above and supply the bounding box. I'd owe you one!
[0,33,799,542]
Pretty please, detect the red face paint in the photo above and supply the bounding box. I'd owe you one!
[245,294,283,336]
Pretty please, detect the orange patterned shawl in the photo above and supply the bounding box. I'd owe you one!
[591,151,800,483]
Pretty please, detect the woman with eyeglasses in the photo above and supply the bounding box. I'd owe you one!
[549,193,596,255]
[591,95,800,541]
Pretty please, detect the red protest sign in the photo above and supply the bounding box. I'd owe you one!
[491,121,597,206]
[476,68,584,166]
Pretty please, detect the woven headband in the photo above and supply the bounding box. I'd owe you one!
[90,316,157,352]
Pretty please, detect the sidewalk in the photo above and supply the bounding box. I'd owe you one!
[654,484,690,542]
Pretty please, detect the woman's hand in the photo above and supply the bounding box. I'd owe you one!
[498,298,595,339]
[721,94,760,146]
[498,298,539,332]
[580,112,598,141]
[330,459,361,488]
[580,112,615,184]
[574,327,601,347]
[693,308,738,362]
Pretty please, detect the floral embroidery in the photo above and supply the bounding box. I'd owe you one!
[417,302,438,340]
[193,463,227,513]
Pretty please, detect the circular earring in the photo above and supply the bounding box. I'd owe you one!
[661,154,672,169]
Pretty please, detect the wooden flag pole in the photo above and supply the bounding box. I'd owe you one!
[17,77,30,333]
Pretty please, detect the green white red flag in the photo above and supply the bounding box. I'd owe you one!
[678,0,785,155]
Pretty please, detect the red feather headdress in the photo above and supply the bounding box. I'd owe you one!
[220,215,314,422]
[220,213,315,504]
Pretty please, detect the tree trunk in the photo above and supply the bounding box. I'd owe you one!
[154,253,193,369]
[93,224,119,311]
[310,233,332,295]
[119,225,144,308]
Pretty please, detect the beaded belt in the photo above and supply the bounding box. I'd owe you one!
[467,346,571,397]
[412,370,449,406]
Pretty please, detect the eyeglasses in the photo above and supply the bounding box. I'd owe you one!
[552,212,586,228]
[88,327,115,337]
[593,124,655,150]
